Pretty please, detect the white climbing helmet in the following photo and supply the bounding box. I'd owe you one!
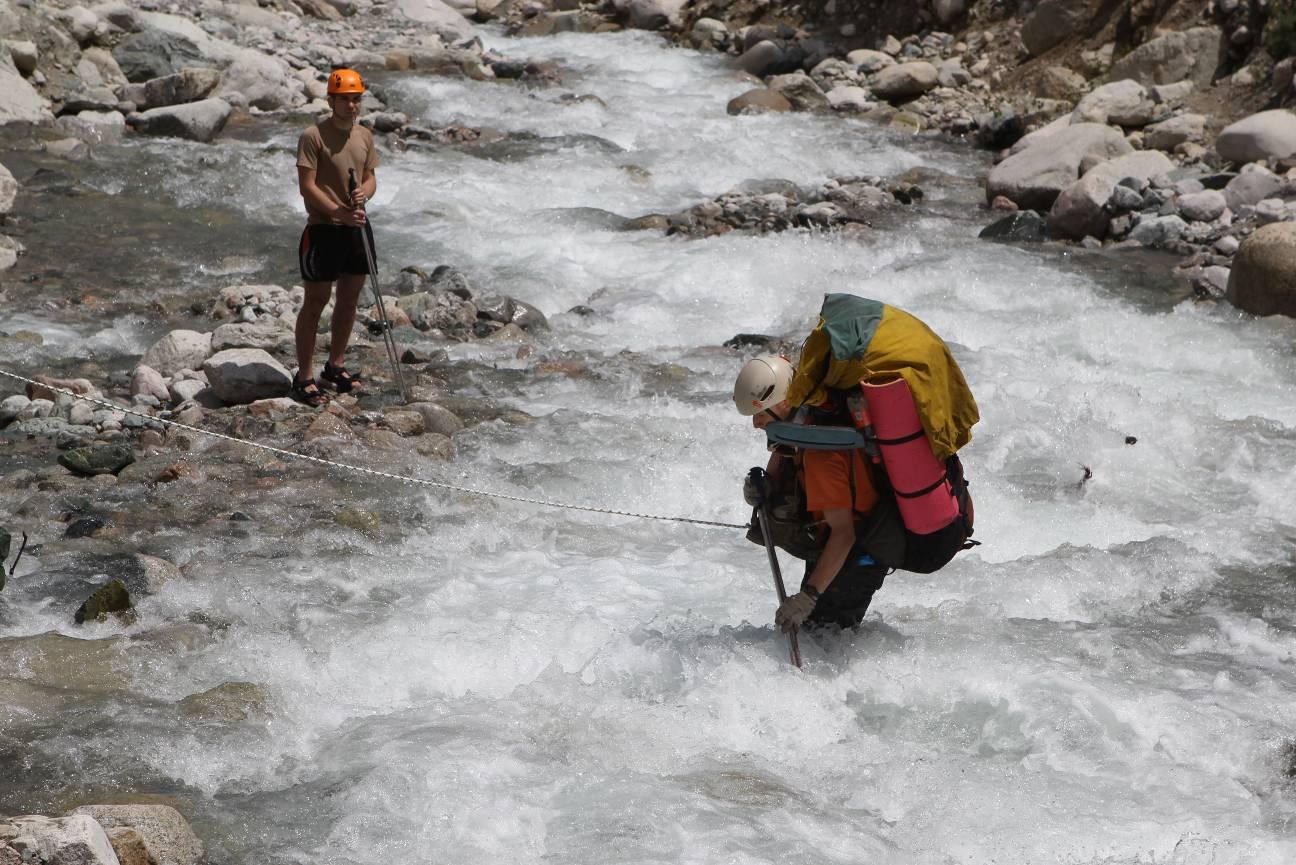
[732,354,793,416]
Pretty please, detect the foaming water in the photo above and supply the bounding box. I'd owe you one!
[5,27,1296,865]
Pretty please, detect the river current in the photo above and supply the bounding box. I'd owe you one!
[4,27,1296,865]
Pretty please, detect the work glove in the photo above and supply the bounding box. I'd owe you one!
[743,468,765,507]
[775,585,820,634]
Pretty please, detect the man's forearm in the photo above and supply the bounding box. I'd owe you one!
[807,525,853,594]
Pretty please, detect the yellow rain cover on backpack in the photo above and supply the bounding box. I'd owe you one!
[785,294,979,460]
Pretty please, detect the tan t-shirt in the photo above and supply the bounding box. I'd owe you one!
[296,120,380,225]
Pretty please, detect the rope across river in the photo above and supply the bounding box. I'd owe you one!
[0,367,749,531]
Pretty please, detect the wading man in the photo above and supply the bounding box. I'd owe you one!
[292,67,379,406]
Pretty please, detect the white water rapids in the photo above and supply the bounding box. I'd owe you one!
[7,28,1296,865]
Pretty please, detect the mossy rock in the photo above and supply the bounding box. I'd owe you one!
[74,579,134,624]
[58,444,135,476]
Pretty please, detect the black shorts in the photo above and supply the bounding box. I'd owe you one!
[802,543,888,629]
[298,223,375,283]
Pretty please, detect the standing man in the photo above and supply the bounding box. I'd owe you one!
[292,67,379,406]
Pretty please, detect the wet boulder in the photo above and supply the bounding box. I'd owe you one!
[1047,150,1175,240]
[74,579,132,623]
[141,330,212,377]
[202,348,292,404]
[979,210,1046,242]
[179,681,272,723]
[1215,110,1296,165]
[1107,27,1222,88]
[870,61,938,102]
[407,401,465,436]
[58,444,135,476]
[726,88,791,115]
[0,815,118,865]
[986,123,1132,211]
[129,97,231,142]
[71,805,203,865]
[1227,222,1296,317]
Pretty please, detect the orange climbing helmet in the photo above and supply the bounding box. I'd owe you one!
[327,68,365,95]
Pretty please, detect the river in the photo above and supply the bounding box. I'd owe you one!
[3,26,1296,865]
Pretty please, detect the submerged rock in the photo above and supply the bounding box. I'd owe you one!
[74,579,132,624]
[979,210,1045,242]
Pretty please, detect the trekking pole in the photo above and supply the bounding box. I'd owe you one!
[348,168,408,404]
[750,468,802,668]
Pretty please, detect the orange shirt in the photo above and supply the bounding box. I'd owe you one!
[801,449,879,517]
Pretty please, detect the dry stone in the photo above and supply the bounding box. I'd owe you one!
[2,815,118,865]
[726,88,791,115]
[1107,27,1222,88]
[72,805,203,865]
[1021,0,1088,57]
[141,330,212,377]
[1047,150,1175,239]
[202,348,291,404]
[870,61,938,101]
[0,159,15,215]
[1216,110,1296,164]
[986,123,1133,210]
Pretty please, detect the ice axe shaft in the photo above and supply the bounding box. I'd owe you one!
[751,468,802,668]
[348,169,408,403]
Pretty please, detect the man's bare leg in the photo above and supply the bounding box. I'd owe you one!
[328,274,366,369]
[296,281,334,381]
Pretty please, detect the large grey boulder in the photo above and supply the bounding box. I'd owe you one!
[72,804,203,865]
[870,61,939,101]
[1216,110,1296,164]
[130,97,231,142]
[1071,79,1153,126]
[141,330,212,376]
[986,123,1133,210]
[1021,0,1088,57]
[0,815,118,865]
[1107,26,1222,88]
[0,50,51,126]
[396,0,475,42]
[1227,222,1296,317]
[1047,150,1175,239]
[0,159,15,215]
[112,28,206,82]
[202,348,291,404]
[136,67,221,110]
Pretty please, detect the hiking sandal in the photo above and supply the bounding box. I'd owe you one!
[321,361,361,394]
[291,373,330,407]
